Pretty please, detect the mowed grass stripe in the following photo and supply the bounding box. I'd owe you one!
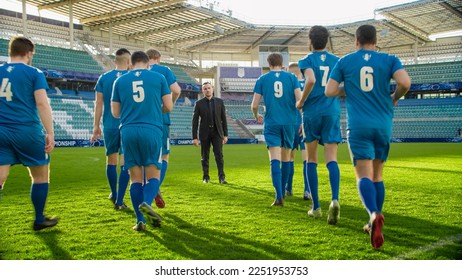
[0,143,461,259]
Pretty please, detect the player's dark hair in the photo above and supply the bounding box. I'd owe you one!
[9,37,34,57]
[267,53,283,67]
[131,51,149,65]
[115,48,130,56]
[356,24,377,45]
[146,49,161,60]
[309,25,329,50]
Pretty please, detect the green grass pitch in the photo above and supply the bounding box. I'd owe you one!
[0,143,461,260]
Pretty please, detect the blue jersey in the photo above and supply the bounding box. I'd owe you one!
[150,64,176,126]
[253,70,300,126]
[112,69,170,130]
[298,51,340,118]
[0,62,49,127]
[95,69,128,130]
[330,49,404,130]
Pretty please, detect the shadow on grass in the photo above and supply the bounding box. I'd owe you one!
[145,213,304,260]
[35,229,73,260]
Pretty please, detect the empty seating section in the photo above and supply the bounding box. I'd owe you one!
[163,63,198,85]
[404,61,462,84]
[50,98,94,140]
[221,78,257,92]
[391,41,462,64]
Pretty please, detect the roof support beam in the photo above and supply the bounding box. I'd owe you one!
[245,27,275,51]
[281,27,306,45]
[440,2,462,20]
[127,18,219,38]
[80,0,184,24]
[157,28,246,46]
[92,7,188,29]
[38,0,89,10]
[383,13,429,41]
[186,28,249,51]
[383,21,427,43]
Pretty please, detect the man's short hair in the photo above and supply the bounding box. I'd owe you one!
[9,37,34,57]
[131,51,149,65]
[356,25,377,45]
[115,48,131,63]
[309,25,329,50]
[146,49,161,60]
[288,62,299,69]
[267,53,283,67]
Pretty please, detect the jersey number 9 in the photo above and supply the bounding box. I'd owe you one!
[132,81,145,102]
[274,81,283,98]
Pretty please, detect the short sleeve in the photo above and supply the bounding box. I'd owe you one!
[329,59,344,83]
[95,74,104,92]
[253,77,263,95]
[165,67,177,86]
[111,78,120,102]
[160,75,170,97]
[390,55,404,76]
[34,69,49,91]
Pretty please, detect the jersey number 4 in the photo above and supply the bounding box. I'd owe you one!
[132,81,145,102]
[0,78,13,101]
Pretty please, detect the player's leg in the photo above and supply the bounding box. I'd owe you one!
[0,165,10,203]
[301,147,311,200]
[285,148,296,196]
[373,159,385,213]
[200,136,211,183]
[160,125,170,186]
[28,164,57,230]
[281,125,295,199]
[325,143,340,225]
[106,153,118,203]
[306,140,321,217]
[268,146,283,206]
[115,153,130,209]
[127,165,146,228]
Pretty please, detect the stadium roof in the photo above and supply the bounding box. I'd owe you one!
[25,0,462,57]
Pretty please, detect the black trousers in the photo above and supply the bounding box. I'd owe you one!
[200,128,225,180]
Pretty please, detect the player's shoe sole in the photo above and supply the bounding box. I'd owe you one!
[327,200,340,225]
[114,202,130,211]
[155,193,165,209]
[33,217,58,231]
[271,199,283,207]
[139,202,162,228]
[303,192,312,201]
[370,213,385,249]
[308,207,322,218]
[132,222,146,231]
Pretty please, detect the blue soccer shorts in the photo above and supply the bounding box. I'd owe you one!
[162,124,170,156]
[303,114,342,145]
[103,128,122,156]
[121,125,162,170]
[292,124,305,150]
[264,124,295,149]
[0,125,50,167]
[347,128,391,165]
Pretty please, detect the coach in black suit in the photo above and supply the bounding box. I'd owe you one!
[192,82,228,184]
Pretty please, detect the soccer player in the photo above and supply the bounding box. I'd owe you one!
[325,24,411,248]
[296,25,342,225]
[92,48,131,210]
[251,53,301,206]
[111,51,172,231]
[146,49,181,208]
[286,63,311,200]
[0,36,57,230]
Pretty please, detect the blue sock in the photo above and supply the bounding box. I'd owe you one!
[270,160,283,200]
[143,178,161,206]
[106,165,117,199]
[303,160,311,193]
[374,181,385,213]
[31,183,48,224]
[307,163,319,209]
[116,165,130,206]
[358,178,378,215]
[160,160,168,186]
[281,161,291,195]
[286,161,294,192]
[327,161,340,201]
[129,183,145,223]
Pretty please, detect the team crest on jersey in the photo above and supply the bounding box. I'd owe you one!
[116,72,122,78]
[320,54,326,61]
[6,66,14,72]
[275,72,280,78]
[135,71,141,77]
[363,53,372,61]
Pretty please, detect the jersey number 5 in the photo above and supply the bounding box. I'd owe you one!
[0,78,13,101]
[360,66,374,92]
[132,81,145,102]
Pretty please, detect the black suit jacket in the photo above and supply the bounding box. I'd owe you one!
[192,97,228,140]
